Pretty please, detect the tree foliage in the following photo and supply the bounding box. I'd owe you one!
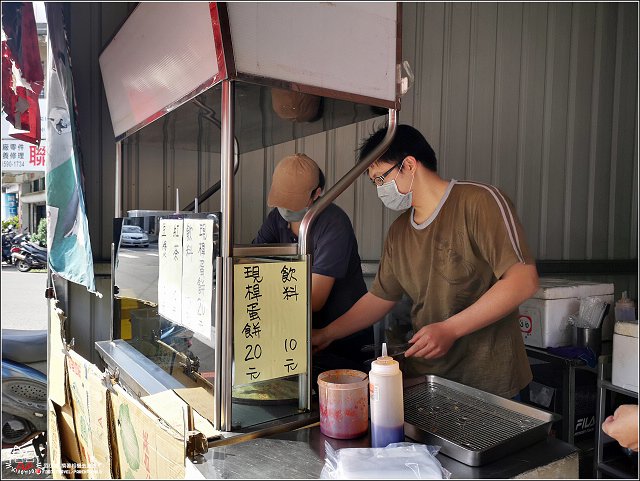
[1,215,19,232]
[31,217,47,246]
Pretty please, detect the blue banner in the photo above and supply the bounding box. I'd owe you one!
[44,4,98,296]
[4,193,18,217]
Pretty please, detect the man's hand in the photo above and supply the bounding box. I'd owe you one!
[404,321,458,359]
[312,328,333,353]
[602,404,639,452]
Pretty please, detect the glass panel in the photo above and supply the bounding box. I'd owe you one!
[113,213,219,410]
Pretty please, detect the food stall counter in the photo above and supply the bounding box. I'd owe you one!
[187,423,579,479]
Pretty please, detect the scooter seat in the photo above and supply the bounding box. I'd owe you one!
[27,243,47,252]
[1,329,47,363]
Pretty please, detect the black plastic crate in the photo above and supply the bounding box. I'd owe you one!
[523,362,598,441]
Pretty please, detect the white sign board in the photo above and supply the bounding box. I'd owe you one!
[158,217,215,338]
[181,218,214,340]
[158,219,183,324]
[1,139,47,172]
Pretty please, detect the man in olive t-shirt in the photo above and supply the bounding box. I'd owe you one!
[312,125,538,398]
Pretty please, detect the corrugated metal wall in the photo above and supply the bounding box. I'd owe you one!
[400,2,638,261]
[74,2,638,263]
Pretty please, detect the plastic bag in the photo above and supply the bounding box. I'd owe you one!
[320,441,451,479]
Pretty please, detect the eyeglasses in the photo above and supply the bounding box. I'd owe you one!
[371,163,400,186]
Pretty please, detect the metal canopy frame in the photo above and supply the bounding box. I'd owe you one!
[104,1,402,434]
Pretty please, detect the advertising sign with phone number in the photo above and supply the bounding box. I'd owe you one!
[1,139,47,172]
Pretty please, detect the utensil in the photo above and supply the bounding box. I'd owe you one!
[579,296,608,329]
[360,342,410,353]
[361,342,411,365]
[363,351,407,366]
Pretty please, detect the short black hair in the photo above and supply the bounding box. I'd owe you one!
[358,124,437,172]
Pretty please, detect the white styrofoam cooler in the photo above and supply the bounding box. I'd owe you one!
[518,278,614,348]
[612,321,638,392]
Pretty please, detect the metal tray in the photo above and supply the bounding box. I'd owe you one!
[403,375,560,466]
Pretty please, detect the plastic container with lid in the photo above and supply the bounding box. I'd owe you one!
[612,320,638,392]
[614,291,636,322]
[369,343,404,448]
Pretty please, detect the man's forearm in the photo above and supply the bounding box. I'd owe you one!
[325,292,397,341]
[446,263,538,338]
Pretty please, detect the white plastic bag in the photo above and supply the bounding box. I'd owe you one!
[320,441,451,479]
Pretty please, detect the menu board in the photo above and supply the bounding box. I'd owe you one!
[181,219,214,340]
[233,261,308,386]
[158,217,215,339]
[158,219,183,324]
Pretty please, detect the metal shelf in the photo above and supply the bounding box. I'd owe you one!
[597,461,636,479]
[594,355,639,479]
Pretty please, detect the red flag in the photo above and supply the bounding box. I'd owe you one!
[1,2,44,145]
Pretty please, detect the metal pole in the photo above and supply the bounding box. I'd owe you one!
[220,80,235,431]
[297,108,398,411]
[115,141,122,218]
[213,256,223,431]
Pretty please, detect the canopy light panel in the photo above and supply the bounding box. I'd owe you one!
[100,2,400,141]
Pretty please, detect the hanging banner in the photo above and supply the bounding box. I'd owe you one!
[44,4,98,296]
[1,2,44,145]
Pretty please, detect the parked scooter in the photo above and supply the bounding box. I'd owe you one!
[2,229,15,264]
[1,229,29,265]
[1,329,47,463]
[11,240,48,272]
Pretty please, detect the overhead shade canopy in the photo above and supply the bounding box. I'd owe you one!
[99,3,224,140]
[99,2,400,142]
[227,2,398,106]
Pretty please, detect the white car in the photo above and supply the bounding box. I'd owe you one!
[120,225,149,247]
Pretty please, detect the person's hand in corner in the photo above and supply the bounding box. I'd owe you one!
[602,404,639,452]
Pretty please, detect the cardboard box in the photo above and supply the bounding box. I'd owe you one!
[47,400,66,479]
[612,321,639,392]
[66,350,114,479]
[519,278,614,348]
[110,384,185,479]
[141,388,218,439]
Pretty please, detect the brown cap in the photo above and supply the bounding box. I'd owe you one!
[268,154,320,211]
[271,88,321,123]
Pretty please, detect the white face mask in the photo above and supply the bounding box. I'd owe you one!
[376,163,415,211]
[278,206,309,223]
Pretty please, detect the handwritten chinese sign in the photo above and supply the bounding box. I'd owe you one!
[233,260,308,386]
[158,219,184,325]
[181,219,214,340]
[158,217,215,337]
